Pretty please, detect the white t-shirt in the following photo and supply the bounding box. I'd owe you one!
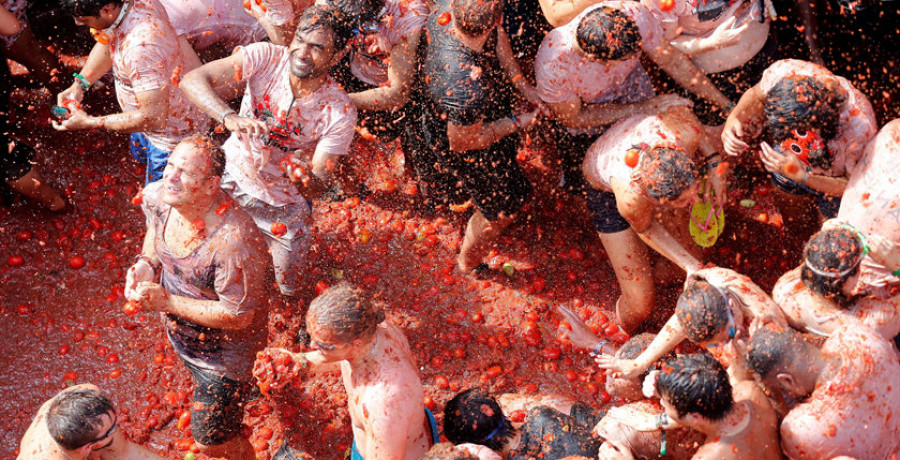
[223,42,357,207]
[349,0,429,87]
[159,0,266,50]
[759,59,877,178]
[107,0,210,151]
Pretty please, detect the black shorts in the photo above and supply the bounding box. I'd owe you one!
[0,134,35,182]
[436,134,532,221]
[182,359,252,446]
[586,187,631,234]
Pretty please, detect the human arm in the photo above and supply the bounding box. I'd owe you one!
[556,304,616,355]
[645,42,731,110]
[447,109,539,152]
[546,94,692,131]
[178,35,203,70]
[245,0,296,46]
[667,16,748,58]
[595,315,686,379]
[130,283,255,329]
[690,267,786,326]
[538,0,599,27]
[349,31,422,111]
[57,42,113,106]
[495,27,544,109]
[0,6,21,35]
[721,84,765,156]
[597,440,636,460]
[759,141,848,196]
[54,87,170,132]
[869,233,900,279]
[795,0,824,65]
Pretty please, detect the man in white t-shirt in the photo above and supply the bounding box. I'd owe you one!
[535,1,730,193]
[181,6,357,297]
[54,0,210,184]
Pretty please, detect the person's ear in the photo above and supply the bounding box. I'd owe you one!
[684,412,704,427]
[330,44,349,67]
[775,372,798,394]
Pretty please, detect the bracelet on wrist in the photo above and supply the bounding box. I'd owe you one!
[510,114,519,130]
[589,339,610,357]
[73,73,91,91]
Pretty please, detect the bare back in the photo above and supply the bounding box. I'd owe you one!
[694,381,781,460]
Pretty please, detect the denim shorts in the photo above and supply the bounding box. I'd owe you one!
[182,359,252,446]
[585,187,631,234]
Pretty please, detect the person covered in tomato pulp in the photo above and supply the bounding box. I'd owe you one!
[253,282,439,460]
[54,0,210,184]
[124,136,271,460]
[180,5,357,297]
[746,323,900,460]
[17,384,167,460]
[157,0,269,65]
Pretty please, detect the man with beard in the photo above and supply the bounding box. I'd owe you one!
[180,6,357,297]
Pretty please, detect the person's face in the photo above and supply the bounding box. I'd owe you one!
[161,144,217,208]
[288,27,337,79]
[72,3,117,29]
[307,316,356,362]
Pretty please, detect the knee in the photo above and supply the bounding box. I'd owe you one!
[195,437,239,457]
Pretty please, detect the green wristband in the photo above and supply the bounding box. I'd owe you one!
[73,73,91,91]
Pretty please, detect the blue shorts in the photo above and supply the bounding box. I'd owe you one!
[770,173,841,218]
[129,133,172,184]
[586,187,631,234]
[350,407,440,460]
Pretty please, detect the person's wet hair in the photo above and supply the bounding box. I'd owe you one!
[183,134,226,178]
[657,353,733,422]
[616,333,674,378]
[424,442,479,460]
[307,282,385,343]
[675,280,731,343]
[295,5,353,51]
[443,388,514,451]
[576,8,641,61]
[764,76,845,168]
[47,388,116,451]
[60,0,123,18]
[745,323,809,382]
[320,0,383,38]
[800,227,863,305]
[451,0,505,37]
[638,147,699,201]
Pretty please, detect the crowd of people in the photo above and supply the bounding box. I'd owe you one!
[5,0,900,458]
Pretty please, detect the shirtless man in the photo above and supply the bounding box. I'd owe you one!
[17,384,165,460]
[721,59,878,219]
[603,354,781,460]
[54,0,209,183]
[773,224,900,340]
[535,1,729,192]
[254,282,438,460]
[747,323,900,459]
[581,107,728,332]
[124,136,270,460]
[596,266,786,382]
[180,6,357,296]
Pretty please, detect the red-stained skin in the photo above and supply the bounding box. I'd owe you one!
[1,54,818,460]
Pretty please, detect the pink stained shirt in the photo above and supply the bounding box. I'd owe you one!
[349,0,429,87]
[758,59,878,178]
[583,113,682,192]
[223,42,357,207]
[535,1,664,107]
[640,0,764,38]
[159,0,266,50]
[838,119,900,297]
[780,324,900,460]
[106,0,210,152]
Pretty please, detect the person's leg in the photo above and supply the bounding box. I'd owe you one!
[653,206,701,285]
[457,209,516,273]
[3,24,63,91]
[6,167,66,211]
[183,361,255,460]
[598,229,655,334]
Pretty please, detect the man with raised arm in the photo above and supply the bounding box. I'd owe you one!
[180,6,357,297]
[54,0,209,183]
[124,136,270,460]
[255,282,438,460]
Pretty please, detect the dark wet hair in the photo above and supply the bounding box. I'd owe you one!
[320,0,383,38]
[657,353,733,422]
[183,134,226,178]
[576,8,641,61]
[307,282,385,343]
[764,76,845,167]
[60,0,122,17]
[617,333,672,378]
[800,227,863,305]
[443,388,514,451]
[676,280,731,343]
[425,443,478,460]
[451,0,505,37]
[47,388,116,450]
[296,5,353,51]
[638,147,699,201]
[746,323,809,381]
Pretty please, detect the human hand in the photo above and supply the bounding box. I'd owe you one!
[760,141,808,182]
[131,281,170,312]
[556,304,603,350]
[721,117,750,156]
[597,440,635,460]
[642,370,661,399]
[515,108,541,131]
[224,113,269,138]
[642,94,693,115]
[707,162,728,207]
[57,82,84,107]
[242,0,266,19]
[595,355,644,381]
[124,260,156,300]
[706,16,750,49]
[253,347,307,393]
[51,106,97,131]
[520,85,545,111]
